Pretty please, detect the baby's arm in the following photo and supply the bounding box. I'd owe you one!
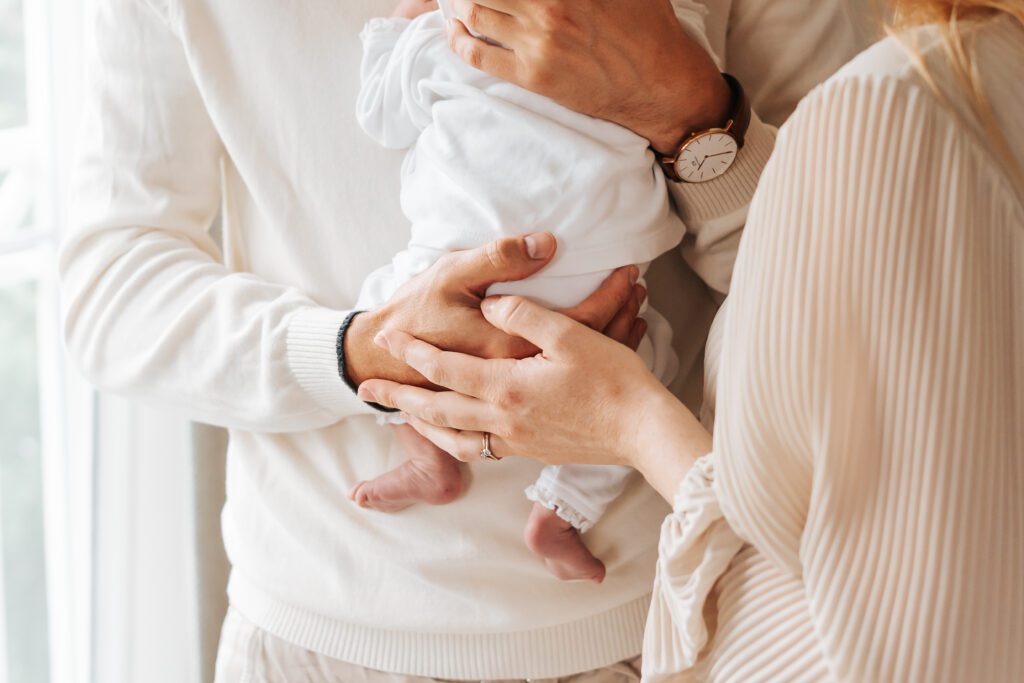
[356,5,447,150]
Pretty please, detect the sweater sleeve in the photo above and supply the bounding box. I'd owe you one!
[643,455,745,680]
[716,74,1024,681]
[669,0,860,295]
[61,0,375,432]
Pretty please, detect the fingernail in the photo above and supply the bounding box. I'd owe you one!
[524,233,555,259]
[358,386,377,402]
[629,266,639,285]
[373,331,391,351]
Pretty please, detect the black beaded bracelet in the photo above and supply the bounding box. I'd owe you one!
[337,311,400,414]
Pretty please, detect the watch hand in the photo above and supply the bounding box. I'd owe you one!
[706,152,735,158]
[697,155,709,171]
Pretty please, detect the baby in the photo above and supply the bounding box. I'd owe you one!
[350,0,713,583]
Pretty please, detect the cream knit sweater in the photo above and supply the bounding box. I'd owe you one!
[645,15,1023,682]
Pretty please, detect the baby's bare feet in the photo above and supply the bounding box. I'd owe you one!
[524,503,606,584]
[350,424,464,512]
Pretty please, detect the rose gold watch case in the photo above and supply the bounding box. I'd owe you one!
[670,127,740,183]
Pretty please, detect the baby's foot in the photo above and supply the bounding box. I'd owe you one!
[350,425,464,512]
[524,503,606,584]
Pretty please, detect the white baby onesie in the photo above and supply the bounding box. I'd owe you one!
[355,3,711,533]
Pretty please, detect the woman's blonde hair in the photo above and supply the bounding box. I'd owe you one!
[887,1,1024,186]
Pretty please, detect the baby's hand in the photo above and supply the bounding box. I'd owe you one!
[392,0,438,20]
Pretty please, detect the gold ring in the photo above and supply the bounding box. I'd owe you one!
[480,432,500,461]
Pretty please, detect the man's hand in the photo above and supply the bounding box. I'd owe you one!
[392,0,438,20]
[447,0,730,154]
[345,233,646,388]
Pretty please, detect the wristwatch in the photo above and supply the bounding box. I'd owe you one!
[657,73,751,183]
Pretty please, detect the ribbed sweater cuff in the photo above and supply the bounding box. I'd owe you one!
[286,307,376,419]
[670,113,777,228]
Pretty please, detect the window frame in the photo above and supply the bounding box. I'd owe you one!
[0,0,96,682]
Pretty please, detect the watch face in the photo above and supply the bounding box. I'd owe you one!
[675,131,738,183]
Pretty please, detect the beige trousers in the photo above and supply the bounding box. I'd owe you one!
[215,609,642,683]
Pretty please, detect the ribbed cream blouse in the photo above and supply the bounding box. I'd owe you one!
[644,15,1023,682]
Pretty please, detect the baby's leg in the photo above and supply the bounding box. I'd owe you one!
[350,424,464,512]
[523,463,635,583]
[524,503,606,584]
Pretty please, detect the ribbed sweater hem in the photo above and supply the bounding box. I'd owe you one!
[227,572,650,680]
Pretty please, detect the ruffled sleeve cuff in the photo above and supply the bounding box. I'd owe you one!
[524,482,595,533]
[642,454,745,681]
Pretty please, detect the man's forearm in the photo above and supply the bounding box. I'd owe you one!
[669,113,778,294]
[343,309,429,388]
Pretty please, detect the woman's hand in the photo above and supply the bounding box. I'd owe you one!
[357,295,710,501]
[446,0,730,154]
[392,0,438,20]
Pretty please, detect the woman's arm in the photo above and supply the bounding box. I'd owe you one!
[712,74,1024,681]
[359,293,711,502]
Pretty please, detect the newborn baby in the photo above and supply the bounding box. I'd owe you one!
[351,0,712,583]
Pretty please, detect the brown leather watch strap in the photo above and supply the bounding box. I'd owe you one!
[722,73,750,148]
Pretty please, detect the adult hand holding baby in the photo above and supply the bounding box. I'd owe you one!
[359,286,707,503]
[344,233,646,388]
[445,0,731,154]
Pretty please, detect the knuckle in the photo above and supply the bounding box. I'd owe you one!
[462,41,484,69]
[576,311,600,331]
[422,405,449,428]
[462,3,481,29]
[484,241,505,272]
[521,60,552,93]
[500,295,529,326]
[419,358,446,386]
[502,387,524,408]
[485,237,520,270]
[549,325,576,352]
[537,4,565,34]
[456,441,477,463]
[369,386,392,407]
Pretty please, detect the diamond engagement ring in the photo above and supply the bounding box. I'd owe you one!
[480,432,501,461]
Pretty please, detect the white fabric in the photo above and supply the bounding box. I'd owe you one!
[354,11,696,531]
[645,15,1024,682]
[60,0,857,678]
[355,12,686,281]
